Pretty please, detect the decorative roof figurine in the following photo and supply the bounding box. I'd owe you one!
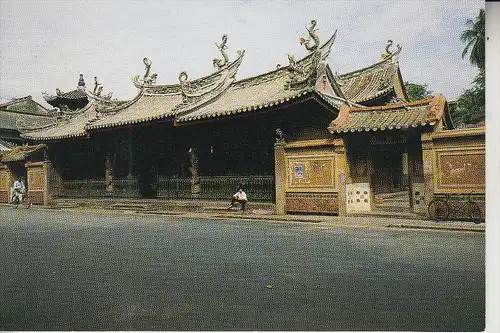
[77,73,85,89]
[381,39,402,59]
[286,20,337,90]
[213,34,229,71]
[142,58,158,84]
[299,20,319,52]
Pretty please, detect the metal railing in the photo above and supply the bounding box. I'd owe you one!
[59,175,275,201]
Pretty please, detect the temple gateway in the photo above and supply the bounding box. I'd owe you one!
[3,21,484,219]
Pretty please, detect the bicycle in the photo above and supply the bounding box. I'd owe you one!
[11,191,32,209]
[427,192,482,223]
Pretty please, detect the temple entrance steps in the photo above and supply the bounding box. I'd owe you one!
[48,197,276,215]
[373,191,411,213]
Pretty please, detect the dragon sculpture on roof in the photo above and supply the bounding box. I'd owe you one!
[286,20,337,90]
[382,40,402,59]
[213,34,229,70]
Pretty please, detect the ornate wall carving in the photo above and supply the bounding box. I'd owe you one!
[285,153,336,192]
[285,192,338,213]
[434,147,485,193]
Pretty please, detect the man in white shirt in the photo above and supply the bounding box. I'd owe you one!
[13,178,26,203]
[228,187,248,211]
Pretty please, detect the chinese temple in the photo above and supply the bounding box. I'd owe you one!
[14,21,484,218]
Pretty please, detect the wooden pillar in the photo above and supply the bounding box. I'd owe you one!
[105,151,114,193]
[421,132,434,216]
[127,127,134,180]
[189,148,200,199]
[333,138,348,216]
[274,141,286,215]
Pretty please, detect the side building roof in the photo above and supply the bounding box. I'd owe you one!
[328,95,453,133]
[0,96,54,133]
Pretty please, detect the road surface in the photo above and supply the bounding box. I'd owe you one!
[0,208,485,331]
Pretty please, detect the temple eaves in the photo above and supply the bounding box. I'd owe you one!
[21,22,407,140]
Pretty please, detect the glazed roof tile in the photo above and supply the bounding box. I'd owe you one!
[176,69,314,123]
[44,88,88,102]
[0,96,51,116]
[328,96,447,133]
[86,93,182,129]
[0,144,47,163]
[0,110,54,131]
[22,40,405,139]
[0,139,15,152]
[337,54,400,103]
[21,102,95,141]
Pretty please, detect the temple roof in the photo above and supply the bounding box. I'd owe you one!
[86,91,182,129]
[44,89,88,102]
[21,24,409,141]
[0,139,15,152]
[0,144,47,163]
[328,95,450,133]
[21,101,95,141]
[0,96,54,132]
[336,50,405,103]
[0,96,51,116]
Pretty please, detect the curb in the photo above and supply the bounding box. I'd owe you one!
[1,205,484,233]
[386,223,484,233]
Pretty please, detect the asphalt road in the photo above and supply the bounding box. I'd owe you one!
[0,208,485,331]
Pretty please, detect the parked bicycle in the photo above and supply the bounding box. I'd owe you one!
[11,191,31,209]
[427,192,482,223]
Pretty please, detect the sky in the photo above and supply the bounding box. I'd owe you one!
[0,0,484,107]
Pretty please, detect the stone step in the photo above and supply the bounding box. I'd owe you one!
[351,210,421,220]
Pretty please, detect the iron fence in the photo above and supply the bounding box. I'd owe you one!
[59,175,275,201]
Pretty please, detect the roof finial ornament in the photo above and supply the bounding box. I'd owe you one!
[143,58,152,80]
[382,40,402,59]
[179,71,189,102]
[93,76,101,95]
[213,34,229,70]
[77,73,85,88]
[299,20,319,52]
[286,21,335,90]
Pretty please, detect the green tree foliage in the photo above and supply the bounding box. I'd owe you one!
[404,82,433,102]
[452,8,485,126]
[451,70,485,126]
[461,8,485,70]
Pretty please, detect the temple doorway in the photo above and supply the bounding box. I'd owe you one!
[371,141,411,213]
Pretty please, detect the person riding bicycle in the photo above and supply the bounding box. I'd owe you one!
[13,178,26,203]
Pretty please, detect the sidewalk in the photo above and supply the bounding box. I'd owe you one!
[1,198,485,233]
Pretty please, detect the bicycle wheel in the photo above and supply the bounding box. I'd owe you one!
[467,202,483,223]
[428,199,450,222]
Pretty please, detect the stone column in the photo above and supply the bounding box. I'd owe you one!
[333,138,348,216]
[189,148,200,199]
[421,132,434,217]
[274,141,286,215]
[105,151,114,193]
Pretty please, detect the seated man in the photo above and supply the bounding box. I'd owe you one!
[228,187,248,211]
[13,178,26,203]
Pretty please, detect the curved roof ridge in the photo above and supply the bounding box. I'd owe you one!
[87,89,143,115]
[138,50,245,94]
[20,100,95,138]
[231,32,337,89]
[338,48,401,79]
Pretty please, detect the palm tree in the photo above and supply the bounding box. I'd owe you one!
[461,8,485,70]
